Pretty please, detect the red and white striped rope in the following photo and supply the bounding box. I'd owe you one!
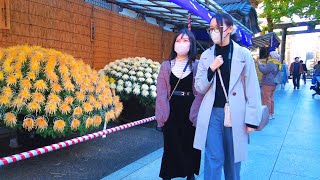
[0,116,156,167]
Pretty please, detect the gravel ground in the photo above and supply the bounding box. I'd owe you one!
[0,120,163,180]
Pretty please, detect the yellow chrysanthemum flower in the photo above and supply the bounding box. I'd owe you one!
[45,103,57,115]
[105,76,109,82]
[48,93,61,105]
[32,92,45,104]
[0,95,10,106]
[17,53,27,63]
[92,116,102,127]
[4,112,17,127]
[88,95,96,104]
[64,96,74,105]
[75,92,85,102]
[109,77,115,83]
[27,71,37,80]
[46,72,58,83]
[83,102,93,113]
[35,117,48,132]
[22,118,34,132]
[71,119,80,131]
[27,101,41,114]
[0,71,4,81]
[59,65,69,76]
[34,80,48,92]
[115,102,123,117]
[85,117,93,129]
[12,97,25,110]
[30,61,40,72]
[20,79,32,89]
[113,96,120,103]
[64,81,75,92]
[94,101,102,110]
[18,89,31,100]
[87,85,94,93]
[6,74,17,86]
[73,107,83,116]
[59,102,71,115]
[53,119,65,133]
[2,86,13,97]
[51,83,62,93]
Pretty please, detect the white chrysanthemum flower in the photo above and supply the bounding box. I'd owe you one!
[133,88,140,95]
[129,70,136,75]
[151,91,157,98]
[130,76,137,81]
[117,79,124,85]
[145,68,152,73]
[110,83,116,89]
[122,68,129,73]
[146,78,153,84]
[141,84,149,90]
[111,70,117,75]
[138,67,144,71]
[115,72,122,77]
[138,78,145,82]
[133,83,140,88]
[116,66,122,71]
[125,81,132,87]
[116,85,124,92]
[109,62,115,66]
[153,74,158,79]
[122,74,129,80]
[141,90,149,97]
[124,87,132,94]
[98,70,105,76]
[145,73,152,78]
[150,85,156,91]
[147,59,153,63]
[119,62,125,67]
[137,71,144,77]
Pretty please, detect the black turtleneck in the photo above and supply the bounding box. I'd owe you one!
[207,42,233,108]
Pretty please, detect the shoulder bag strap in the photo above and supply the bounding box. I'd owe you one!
[217,68,229,103]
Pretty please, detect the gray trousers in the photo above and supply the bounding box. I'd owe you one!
[204,108,241,180]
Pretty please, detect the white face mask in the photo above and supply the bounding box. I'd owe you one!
[174,43,190,56]
[210,28,230,45]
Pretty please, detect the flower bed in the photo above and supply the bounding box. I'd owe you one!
[0,45,122,138]
[101,57,160,122]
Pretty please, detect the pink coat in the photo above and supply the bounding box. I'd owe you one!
[155,60,204,127]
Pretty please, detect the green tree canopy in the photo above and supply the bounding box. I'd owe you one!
[259,0,320,32]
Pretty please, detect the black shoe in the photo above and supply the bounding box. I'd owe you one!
[294,86,296,90]
[163,178,171,180]
[297,87,300,89]
[187,175,195,180]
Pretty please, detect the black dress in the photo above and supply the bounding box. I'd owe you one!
[159,72,201,179]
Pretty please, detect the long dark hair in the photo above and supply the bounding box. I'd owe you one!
[210,12,238,43]
[168,28,197,67]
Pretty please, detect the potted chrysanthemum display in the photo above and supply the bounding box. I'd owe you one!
[101,57,160,122]
[0,45,123,138]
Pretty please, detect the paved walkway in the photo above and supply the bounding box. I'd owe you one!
[102,81,320,180]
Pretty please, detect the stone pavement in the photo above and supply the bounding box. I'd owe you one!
[102,80,320,180]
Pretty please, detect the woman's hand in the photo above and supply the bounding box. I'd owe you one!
[246,127,256,134]
[210,55,224,71]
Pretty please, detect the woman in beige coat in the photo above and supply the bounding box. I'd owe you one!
[193,13,262,180]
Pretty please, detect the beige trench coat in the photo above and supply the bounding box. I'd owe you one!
[193,41,262,163]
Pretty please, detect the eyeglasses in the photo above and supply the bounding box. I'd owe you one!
[206,26,227,34]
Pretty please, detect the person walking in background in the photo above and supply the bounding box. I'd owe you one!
[155,29,203,180]
[314,61,320,73]
[258,51,281,119]
[193,12,261,180]
[290,57,304,89]
[300,60,308,84]
[281,62,289,89]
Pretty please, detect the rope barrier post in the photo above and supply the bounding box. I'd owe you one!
[102,120,108,138]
